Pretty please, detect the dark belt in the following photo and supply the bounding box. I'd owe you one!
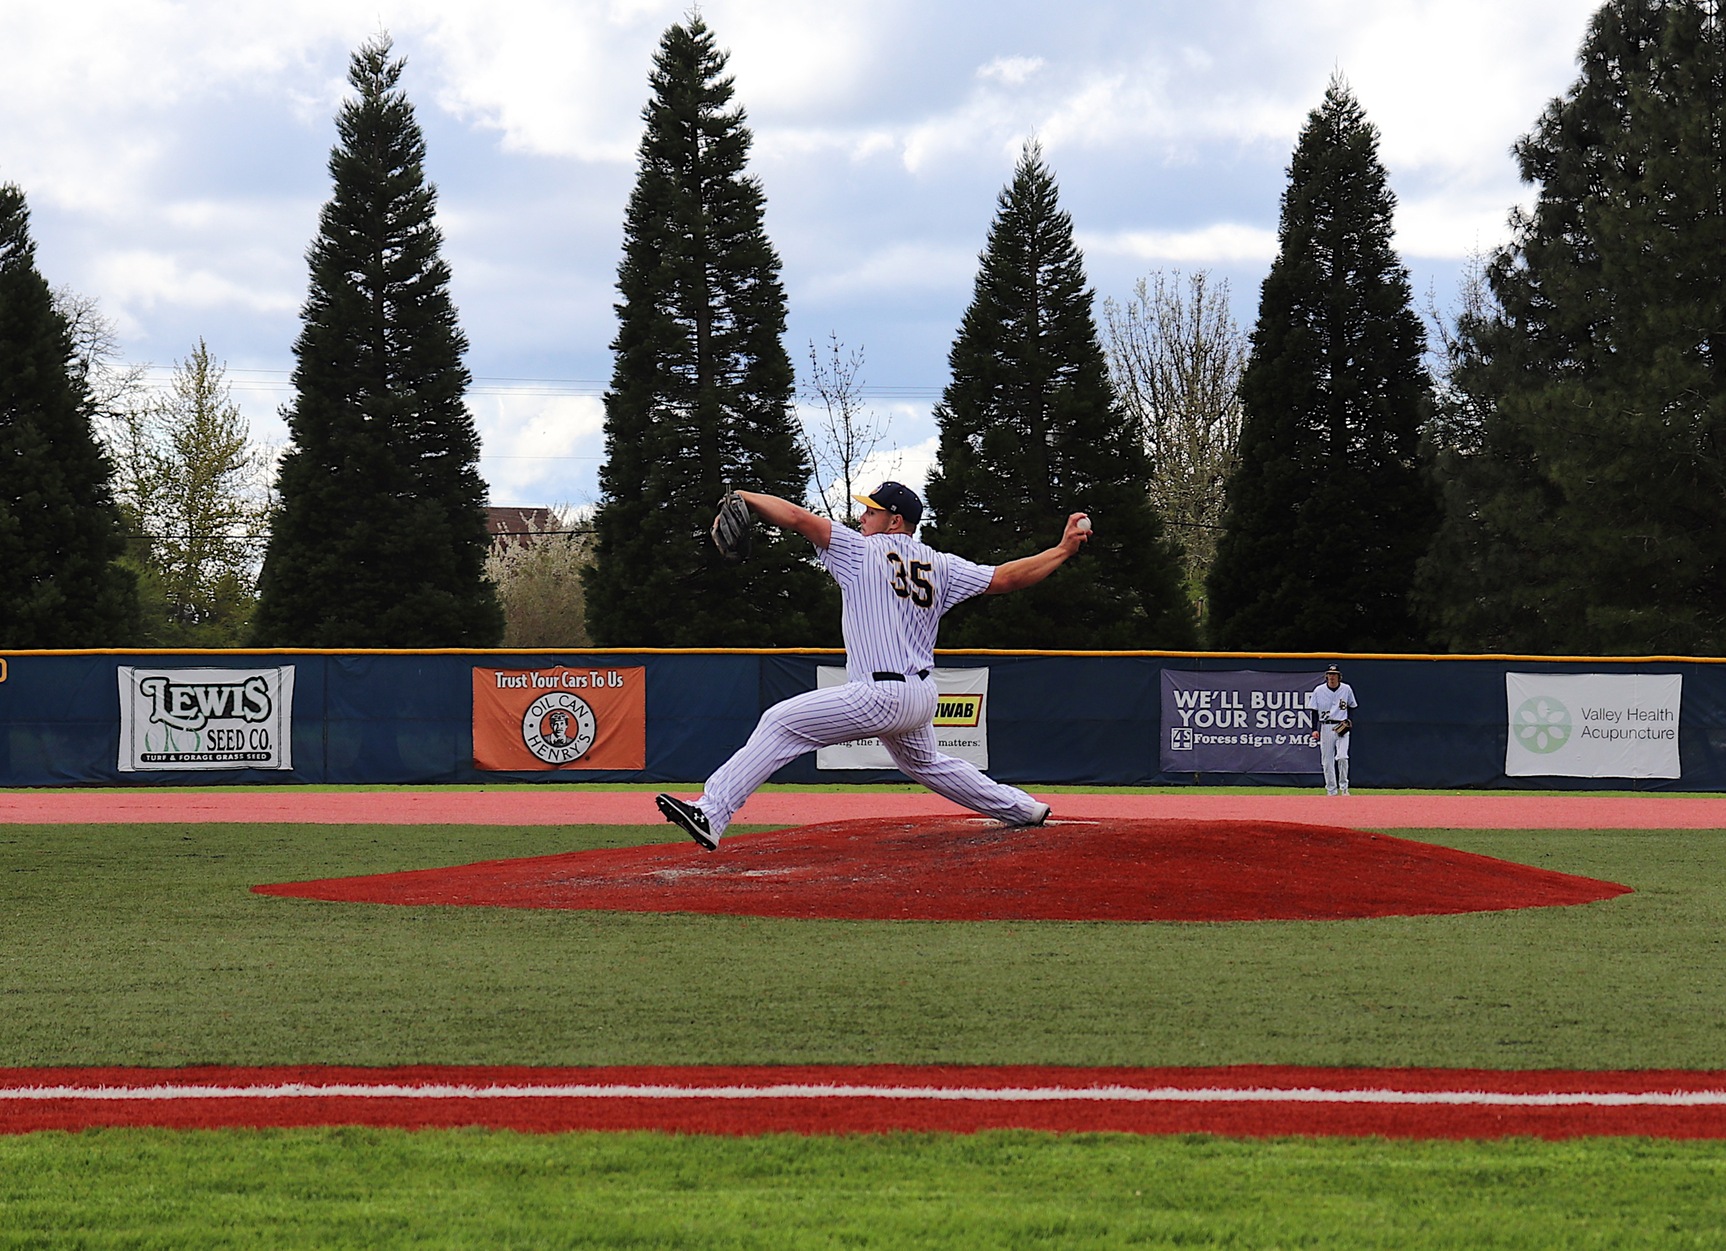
[872,670,929,682]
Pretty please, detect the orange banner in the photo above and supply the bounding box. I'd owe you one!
[472,666,646,771]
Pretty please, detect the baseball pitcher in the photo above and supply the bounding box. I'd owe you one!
[657,481,1091,850]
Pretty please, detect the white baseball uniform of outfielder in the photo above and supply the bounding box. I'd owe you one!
[1308,677,1358,795]
[687,522,1047,845]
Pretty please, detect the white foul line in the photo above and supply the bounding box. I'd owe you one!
[4,1083,1726,1108]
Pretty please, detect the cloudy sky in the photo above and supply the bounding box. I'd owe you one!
[1,0,1604,510]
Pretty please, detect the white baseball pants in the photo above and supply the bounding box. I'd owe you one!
[696,675,1044,841]
[1318,724,1351,795]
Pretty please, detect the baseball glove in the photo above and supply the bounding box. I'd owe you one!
[711,491,753,563]
[1334,719,1352,737]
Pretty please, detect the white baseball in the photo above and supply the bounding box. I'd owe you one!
[1076,516,1092,532]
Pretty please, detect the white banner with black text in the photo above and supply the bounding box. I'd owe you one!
[814,666,989,770]
[118,666,296,772]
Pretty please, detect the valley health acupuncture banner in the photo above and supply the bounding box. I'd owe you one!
[1160,669,1324,775]
[1506,672,1681,779]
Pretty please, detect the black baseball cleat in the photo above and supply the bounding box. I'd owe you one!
[656,793,718,851]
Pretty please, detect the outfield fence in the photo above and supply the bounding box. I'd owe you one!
[1,649,1723,790]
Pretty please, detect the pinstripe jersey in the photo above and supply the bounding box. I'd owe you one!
[820,523,994,681]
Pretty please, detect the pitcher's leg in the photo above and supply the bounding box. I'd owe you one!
[883,724,1046,825]
[701,682,891,838]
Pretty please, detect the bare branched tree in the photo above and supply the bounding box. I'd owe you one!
[54,285,147,430]
[1103,270,1246,604]
[798,333,892,523]
[484,507,596,647]
[1421,249,1498,456]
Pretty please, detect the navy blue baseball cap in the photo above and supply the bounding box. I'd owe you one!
[854,481,923,528]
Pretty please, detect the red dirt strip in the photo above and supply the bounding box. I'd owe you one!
[254,817,1630,922]
[6,1065,1726,1138]
[5,788,1726,829]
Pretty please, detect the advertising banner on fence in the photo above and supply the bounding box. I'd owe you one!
[117,666,295,771]
[472,666,646,771]
[1505,672,1681,778]
[815,666,989,770]
[1160,669,1322,774]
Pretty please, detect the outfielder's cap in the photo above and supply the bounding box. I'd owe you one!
[1325,664,1341,675]
[854,481,923,528]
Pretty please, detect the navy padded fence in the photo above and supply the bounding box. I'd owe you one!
[2,650,1724,789]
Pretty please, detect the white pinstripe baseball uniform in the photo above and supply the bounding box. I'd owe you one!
[684,521,1047,845]
[1308,675,1358,795]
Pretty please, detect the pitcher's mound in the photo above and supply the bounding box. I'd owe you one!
[254,817,1630,922]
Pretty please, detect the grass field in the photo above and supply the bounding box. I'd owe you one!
[5,807,1726,1246]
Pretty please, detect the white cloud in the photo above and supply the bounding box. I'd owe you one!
[856,438,933,496]
[412,3,655,161]
[0,0,1615,485]
[92,250,301,318]
[1082,224,1280,265]
[800,242,978,301]
[978,56,1045,87]
[1392,192,1527,260]
[471,389,607,506]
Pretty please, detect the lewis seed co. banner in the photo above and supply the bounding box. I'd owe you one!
[118,666,295,772]
[472,666,645,771]
[1160,669,1322,775]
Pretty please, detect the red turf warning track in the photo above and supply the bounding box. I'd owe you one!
[254,816,1629,922]
[8,789,1726,829]
[7,1065,1726,1138]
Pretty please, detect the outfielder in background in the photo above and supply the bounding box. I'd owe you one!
[656,481,1092,850]
[1308,663,1359,795]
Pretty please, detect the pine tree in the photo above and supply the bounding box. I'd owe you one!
[253,35,501,647]
[0,183,138,647]
[1418,0,1726,654]
[583,16,833,648]
[922,146,1193,650]
[1206,79,1436,652]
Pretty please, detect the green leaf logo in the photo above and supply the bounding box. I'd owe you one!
[1513,697,1572,754]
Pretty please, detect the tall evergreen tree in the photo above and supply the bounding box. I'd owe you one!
[0,183,138,646]
[584,17,831,647]
[1206,79,1436,652]
[1418,0,1726,654]
[923,146,1193,650]
[253,35,501,647]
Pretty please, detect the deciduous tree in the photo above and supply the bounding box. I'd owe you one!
[110,341,266,646]
[1104,269,1245,615]
[485,509,595,647]
[799,334,892,524]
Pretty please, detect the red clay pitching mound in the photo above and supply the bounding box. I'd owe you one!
[254,817,1630,922]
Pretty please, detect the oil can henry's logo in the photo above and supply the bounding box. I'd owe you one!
[137,674,274,730]
[522,692,598,764]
